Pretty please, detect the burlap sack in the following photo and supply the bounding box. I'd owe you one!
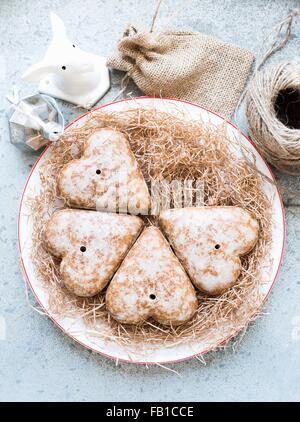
[107,26,255,119]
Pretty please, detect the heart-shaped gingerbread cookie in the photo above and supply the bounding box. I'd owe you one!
[43,209,144,297]
[159,206,259,295]
[58,129,151,215]
[106,226,198,325]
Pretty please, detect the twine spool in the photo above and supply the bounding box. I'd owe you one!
[246,63,300,175]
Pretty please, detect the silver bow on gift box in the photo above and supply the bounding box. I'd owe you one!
[7,87,64,152]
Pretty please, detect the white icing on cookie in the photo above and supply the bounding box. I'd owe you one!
[58,129,151,215]
[159,207,259,295]
[106,226,198,325]
[43,209,144,297]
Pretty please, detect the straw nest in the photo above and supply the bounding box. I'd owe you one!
[26,104,272,356]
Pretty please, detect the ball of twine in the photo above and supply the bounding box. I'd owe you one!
[246,63,300,174]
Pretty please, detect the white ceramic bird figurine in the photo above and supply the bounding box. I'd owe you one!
[22,13,110,109]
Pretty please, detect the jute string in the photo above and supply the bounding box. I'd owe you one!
[246,62,300,174]
[240,9,300,176]
[234,8,300,118]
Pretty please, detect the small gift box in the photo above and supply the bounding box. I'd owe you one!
[7,92,64,152]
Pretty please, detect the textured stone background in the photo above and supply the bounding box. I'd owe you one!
[0,0,300,402]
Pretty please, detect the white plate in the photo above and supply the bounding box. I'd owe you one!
[18,97,285,364]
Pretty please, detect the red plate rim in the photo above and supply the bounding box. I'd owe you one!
[18,96,286,365]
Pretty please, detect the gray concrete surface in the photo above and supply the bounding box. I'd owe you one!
[0,0,300,402]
